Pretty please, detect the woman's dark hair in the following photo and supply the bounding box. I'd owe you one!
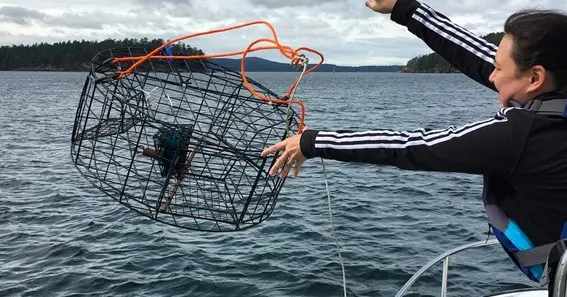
[504,9,567,92]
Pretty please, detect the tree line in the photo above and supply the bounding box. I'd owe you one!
[0,38,205,71]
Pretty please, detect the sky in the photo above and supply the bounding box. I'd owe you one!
[0,0,565,66]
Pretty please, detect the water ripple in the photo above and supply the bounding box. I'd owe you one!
[0,71,537,297]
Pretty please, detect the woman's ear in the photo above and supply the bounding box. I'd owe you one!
[526,65,547,93]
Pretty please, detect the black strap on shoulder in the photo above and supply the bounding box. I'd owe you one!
[512,98,567,117]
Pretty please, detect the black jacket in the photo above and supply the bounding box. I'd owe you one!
[300,0,567,247]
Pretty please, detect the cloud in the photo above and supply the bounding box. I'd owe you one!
[247,0,342,9]
[0,0,566,65]
[0,6,139,30]
[0,6,45,25]
[44,11,117,30]
[0,31,12,38]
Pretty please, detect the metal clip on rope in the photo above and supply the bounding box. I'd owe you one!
[292,54,309,71]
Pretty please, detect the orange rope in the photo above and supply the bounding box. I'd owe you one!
[112,20,324,134]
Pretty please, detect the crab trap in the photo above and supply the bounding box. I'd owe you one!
[70,47,301,231]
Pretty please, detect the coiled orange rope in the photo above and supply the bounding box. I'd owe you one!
[112,20,324,133]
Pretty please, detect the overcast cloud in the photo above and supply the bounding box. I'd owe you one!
[0,0,565,65]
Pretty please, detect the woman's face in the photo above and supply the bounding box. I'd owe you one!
[489,34,536,107]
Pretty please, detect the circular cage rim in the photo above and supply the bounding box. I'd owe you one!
[70,46,300,232]
[69,153,288,232]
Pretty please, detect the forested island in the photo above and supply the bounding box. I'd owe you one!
[401,32,504,73]
[0,33,504,73]
[0,38,401,72]
[0,38,204,71]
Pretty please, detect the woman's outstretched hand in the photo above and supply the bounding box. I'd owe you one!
[261,134,307,179]
[365,0,398,14]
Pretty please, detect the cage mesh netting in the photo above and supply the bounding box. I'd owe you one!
[70,47,302,231]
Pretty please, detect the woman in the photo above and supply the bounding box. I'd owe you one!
[261,0,567,294]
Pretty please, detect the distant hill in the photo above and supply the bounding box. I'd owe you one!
[212,57,403,72]
[402,32,504,73]
[0,38,403,72]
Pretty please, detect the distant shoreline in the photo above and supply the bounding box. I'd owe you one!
[0,65,405,73]
[1,33,504,74]
[0,70,469,75]
[0,64,466,73]
[0,69,467,74]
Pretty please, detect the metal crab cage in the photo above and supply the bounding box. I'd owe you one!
[70,47,300,231]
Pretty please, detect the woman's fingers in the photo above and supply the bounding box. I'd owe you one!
[280,161,294,179]
[281,153,304,179]
[270,150,290,176]
[262,134,305,178]
[261,140,285,157]
[293,159,304,178]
